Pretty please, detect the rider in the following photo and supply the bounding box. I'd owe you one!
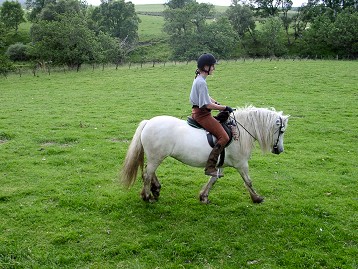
[189,53,234,178]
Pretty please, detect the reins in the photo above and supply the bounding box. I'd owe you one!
[230,111,257,141]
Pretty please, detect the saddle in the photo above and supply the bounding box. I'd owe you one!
[187,113,236,167]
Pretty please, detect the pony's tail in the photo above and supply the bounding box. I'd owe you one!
[120,120,148,188]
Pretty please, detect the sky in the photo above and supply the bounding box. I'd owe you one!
[87,0,307,8]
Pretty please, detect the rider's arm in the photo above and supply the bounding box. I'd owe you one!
[206,102,226,111]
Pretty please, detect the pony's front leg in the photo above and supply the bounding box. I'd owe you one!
[236,165,264,203]
[199,176,219,204]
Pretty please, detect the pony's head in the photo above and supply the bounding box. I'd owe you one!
[272,113,289,154]
[232,106,290,154]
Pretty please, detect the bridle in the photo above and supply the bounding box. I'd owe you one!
[273,117,285,154]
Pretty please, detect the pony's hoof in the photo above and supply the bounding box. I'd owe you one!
[252,196,264,203]
[151,190,160,201]
[141,192,155,203]
[199,195,210,204]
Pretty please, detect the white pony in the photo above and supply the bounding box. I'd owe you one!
[121,106,289,204]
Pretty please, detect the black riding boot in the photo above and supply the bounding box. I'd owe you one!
[204,144,224,178]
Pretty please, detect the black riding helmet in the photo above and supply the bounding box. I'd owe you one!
[197,53,217,70]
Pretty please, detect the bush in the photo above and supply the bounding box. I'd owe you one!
[6,42,29,61]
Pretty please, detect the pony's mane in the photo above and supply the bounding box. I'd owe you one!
[233,105,284,153]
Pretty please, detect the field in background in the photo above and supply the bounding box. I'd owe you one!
[135,4,228,13]
[134,4,228,61]
[1,60,357,268]
[135,4,166,13]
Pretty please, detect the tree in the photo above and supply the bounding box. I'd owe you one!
[26,0,50,22]
[297,0,358,23]
[291,5,311,40]
[321,0,358,15]
[279,0,293,45]
[199,17,238,59]
[251,0,283,17]
[163,5,195,35]
[96,32,128,68]
[30,12,99,70]
[226,3,256,42]
[0,22,6,51]
[0,0,25,33]
[26,0,88,22]
[38,0,86,21]
[259,17,287,56]
[164,1,214,35]
[300,13,334,56]
[187,2,214,32]
[163,1,236,60]
[91,0,140,43]
[165,0,195,9]
[302,8,358,57]
[330,8,358,57]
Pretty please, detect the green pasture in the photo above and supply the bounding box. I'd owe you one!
[135,4,166,13]
[137,14,168,41]
[0,60,357,268]
[135,4,228,13]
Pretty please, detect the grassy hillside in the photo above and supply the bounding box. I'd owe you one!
[133,4,229,62]
[135,4,166,13]
[137,14,167,41]
[135,4,228,13]
[1,60,357,268]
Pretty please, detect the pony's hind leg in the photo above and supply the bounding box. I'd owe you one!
[150,174,161,200]
[141,170,153,202]
[141,162,161,202]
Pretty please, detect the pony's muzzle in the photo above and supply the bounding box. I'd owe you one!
[272,146,283,155]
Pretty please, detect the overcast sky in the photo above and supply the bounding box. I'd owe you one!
[87,0,307,7]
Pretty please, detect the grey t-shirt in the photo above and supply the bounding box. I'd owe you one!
[189,76,212,108]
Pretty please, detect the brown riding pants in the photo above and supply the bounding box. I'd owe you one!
[192,107,229,147]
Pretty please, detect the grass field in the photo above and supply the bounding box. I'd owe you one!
[138,14,168,41]
[135,4,228,13]
[0,60,357,268]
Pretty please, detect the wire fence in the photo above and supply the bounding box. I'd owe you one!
[3,55,356,78]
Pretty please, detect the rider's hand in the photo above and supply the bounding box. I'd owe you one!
[224,106,234,113]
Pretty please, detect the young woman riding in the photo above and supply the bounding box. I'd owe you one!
[189,53,234,178]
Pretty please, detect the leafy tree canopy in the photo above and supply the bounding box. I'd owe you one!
[38,0,86,21]
[91,0,140,43]
[165,0,195,9]
[301,7,358,57]
[226,3,256,38]
[164,0,237,60]
[0,0,25,32]
[30,12,99,69]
